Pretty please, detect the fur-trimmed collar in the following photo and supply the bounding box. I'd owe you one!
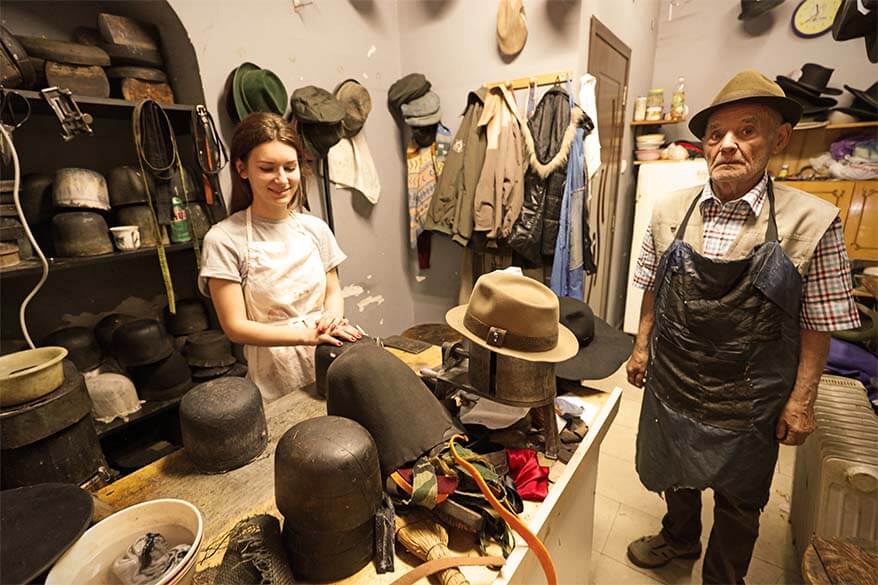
[522,106,586,179]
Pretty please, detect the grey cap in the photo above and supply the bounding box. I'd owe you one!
[402,91,440,127]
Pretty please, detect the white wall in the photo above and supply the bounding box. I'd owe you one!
[652,0,876,142]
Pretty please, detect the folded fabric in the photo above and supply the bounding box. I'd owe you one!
[506,448,549,502]
[327,130,381,204]
[459,391,530,429]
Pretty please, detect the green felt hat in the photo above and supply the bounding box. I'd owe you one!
[230,62,287,122]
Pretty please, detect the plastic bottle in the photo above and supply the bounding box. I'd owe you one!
[671,77,686,121]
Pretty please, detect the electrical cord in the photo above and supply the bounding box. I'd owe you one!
[0,122,49,349]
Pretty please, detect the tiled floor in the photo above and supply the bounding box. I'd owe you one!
[589,368,803,585]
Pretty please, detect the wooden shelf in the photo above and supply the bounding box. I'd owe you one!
[0,242,194,278]
[96,394,183,439]
[824,121,878,130]
[633,159,697,165]
[631,119,686,127]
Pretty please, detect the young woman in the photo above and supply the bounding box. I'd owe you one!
[199,112,361,402]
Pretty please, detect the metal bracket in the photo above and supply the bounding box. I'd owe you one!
[40,87,93,142]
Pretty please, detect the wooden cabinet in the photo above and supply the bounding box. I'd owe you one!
[845,181,878,261]
[782,180,877,261]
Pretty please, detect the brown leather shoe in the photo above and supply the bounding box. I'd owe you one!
[627,533,702,568]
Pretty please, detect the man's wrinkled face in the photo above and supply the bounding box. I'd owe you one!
[703,103,790,189]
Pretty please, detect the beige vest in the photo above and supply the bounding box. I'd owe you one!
[650,181,839,276]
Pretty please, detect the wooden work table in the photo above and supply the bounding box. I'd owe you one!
[96,345,622,584]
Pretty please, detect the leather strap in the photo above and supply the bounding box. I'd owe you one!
[390,555,505,585]
[463,311,557,352]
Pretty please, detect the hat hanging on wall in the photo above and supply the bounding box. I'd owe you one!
[497,0,527,56]
[387,73,431,117]
[832,0,878,64]
[227,62,288,123]
[738,0,785,21]
[290,85,345,158]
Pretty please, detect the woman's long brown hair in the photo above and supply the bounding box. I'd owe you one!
[229,112,309,214]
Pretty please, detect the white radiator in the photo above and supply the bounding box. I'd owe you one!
[790,375,878,561]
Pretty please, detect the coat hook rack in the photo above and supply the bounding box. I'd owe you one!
[483,70,572,91]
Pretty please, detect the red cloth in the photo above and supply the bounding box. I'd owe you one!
[506,448,549,502]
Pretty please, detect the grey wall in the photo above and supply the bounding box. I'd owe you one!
[652,0,877,143]
[169,0,414,335]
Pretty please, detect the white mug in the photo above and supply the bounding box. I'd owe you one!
[110,226,141,251]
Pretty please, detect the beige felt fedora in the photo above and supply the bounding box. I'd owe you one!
[446,271,577,363]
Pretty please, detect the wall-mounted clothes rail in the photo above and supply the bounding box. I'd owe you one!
[482,70,573,91]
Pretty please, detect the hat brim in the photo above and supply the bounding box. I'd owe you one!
[445,304,578,363]
[776,77,841,99]
[835,106,878,121]
[737,0,784,20]
[843,84,878,111]
[689,95,802,138]
[555,316,634,381]
[405,111,442,127]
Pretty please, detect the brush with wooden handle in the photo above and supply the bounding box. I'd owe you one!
[395,508,469,585]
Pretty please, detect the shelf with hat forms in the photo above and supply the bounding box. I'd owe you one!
[0,242,194,278]
[8,89,198,133]
[95,393,183,439]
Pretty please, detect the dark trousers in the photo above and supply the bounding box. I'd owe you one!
[661,488,761,585]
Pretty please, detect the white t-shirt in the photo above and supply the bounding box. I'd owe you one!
[198,209,346,296]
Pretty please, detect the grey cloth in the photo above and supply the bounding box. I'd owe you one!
[424,88,487,245]
[112,533,190,585]
[198,209,345,296]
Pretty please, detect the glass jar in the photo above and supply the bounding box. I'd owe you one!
[646,88,664,121]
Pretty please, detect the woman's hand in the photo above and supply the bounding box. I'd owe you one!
[317,312,346,334]
[329,323,362,343]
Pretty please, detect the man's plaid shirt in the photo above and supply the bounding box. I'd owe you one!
[633,175,860,332]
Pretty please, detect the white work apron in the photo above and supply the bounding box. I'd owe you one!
[243,207,326,402]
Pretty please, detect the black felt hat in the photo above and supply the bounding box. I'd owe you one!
[326,342,460,475]
[737,0,785,20]
[555,297,634,381]
[775,63,843,97]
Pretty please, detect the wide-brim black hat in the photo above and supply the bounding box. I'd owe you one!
[738,0,785,20]
[555,297,633,381]
[776,78,839,106]
[832,0,877,41]
[844,83,878,111]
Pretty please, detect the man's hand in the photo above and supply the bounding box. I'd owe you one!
[775,397,816,446]
[626,345,649,388]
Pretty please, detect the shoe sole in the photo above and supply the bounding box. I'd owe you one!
[626,546,702,569]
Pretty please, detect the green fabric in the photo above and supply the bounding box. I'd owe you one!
[410,458,439,509]
[231,62,258,121]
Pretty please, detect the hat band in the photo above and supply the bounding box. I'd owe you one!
[464,311,557,353]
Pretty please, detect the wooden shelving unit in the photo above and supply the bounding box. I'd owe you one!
[631,118,686,127]
[0,243,194,278]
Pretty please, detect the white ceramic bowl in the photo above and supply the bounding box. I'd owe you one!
[636,150,662,161]
[636,133,666,143]
[46,499,203,585]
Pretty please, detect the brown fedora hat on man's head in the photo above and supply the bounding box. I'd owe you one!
[689,70,803,138]
[446,271,577,363]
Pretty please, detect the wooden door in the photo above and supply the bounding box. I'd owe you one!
[585,16,630,318]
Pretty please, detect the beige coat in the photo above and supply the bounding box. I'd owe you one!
[473,85,526,244]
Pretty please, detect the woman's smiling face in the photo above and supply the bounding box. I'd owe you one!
[237,140,301,211]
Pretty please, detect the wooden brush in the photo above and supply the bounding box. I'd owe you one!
[395,509,470,585]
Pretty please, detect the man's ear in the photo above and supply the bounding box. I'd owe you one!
[773,123,792,154]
